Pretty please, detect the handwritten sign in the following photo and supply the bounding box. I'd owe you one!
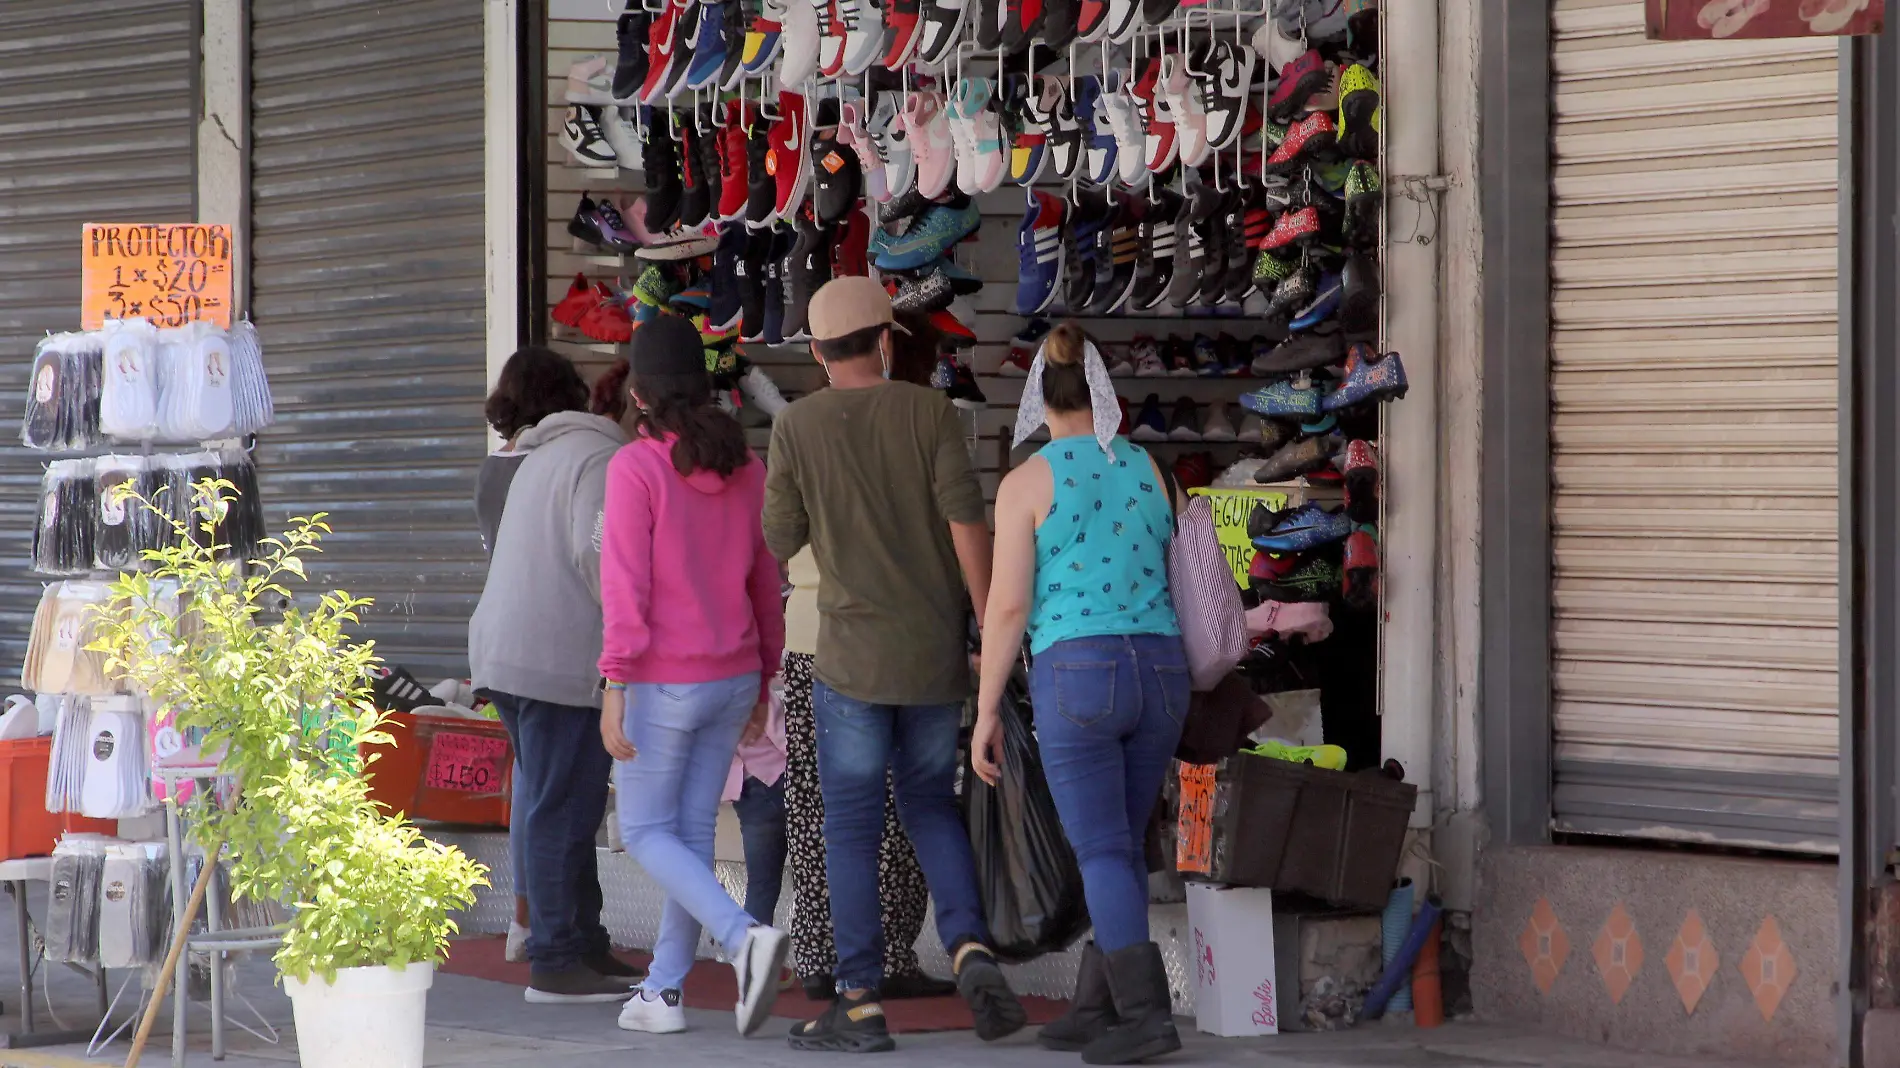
[1646,0,1882,38]
[1189,488,1290,586]
[424,731,510,794]
[1176,761,1217,874]
[80,223,233,329]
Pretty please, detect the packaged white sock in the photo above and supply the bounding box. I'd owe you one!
[100,319,159,440]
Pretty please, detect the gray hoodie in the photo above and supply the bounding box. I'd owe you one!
[468,412,628,708]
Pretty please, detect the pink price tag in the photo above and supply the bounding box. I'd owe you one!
[423,732,510,794]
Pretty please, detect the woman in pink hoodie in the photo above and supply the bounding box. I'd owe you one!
[596,316,789,1037]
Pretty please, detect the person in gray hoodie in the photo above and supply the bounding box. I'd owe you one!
[469,346,640,1004]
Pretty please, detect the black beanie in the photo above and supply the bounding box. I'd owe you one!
[629,314,706,377]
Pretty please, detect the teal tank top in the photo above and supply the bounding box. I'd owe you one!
[1027,436,1179,654]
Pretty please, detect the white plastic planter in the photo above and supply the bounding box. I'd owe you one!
[283,961,433,1068]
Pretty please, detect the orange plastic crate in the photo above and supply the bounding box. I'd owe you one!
[0,737,116,860]
[362,711,512,829]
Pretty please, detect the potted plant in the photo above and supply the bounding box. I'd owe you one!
[90,481,488,1068]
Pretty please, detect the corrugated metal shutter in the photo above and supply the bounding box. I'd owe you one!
[1549,0,1839,852]
[251,0,487,684]
[0,0,199,676]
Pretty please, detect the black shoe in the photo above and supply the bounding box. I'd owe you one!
[953,945,1027,1043]
[613,9,650,102]
[738,226,773,340]
[641,111,684,232]
[880,971,958,1000]
[523,965,637,1004]
[717,0,747,90]
[788,994,897,1054]
[1254,331,1346,376]
[1040,942,1118,1051]
[1168,177,1219,308]
[1063,186,1111,313]
[566,192,610,248]
[746,107,778,226]
[782,213,829,340]
[696,103,724,226]
[974,0,1003,50]
[1131,188,1181,312]
[809,100,860,226]
[1338,252,1380,334]
[677,120,711,229]
[1081,942,1180,1065]
[802,973,838,1001]
[763,224,793,344]
[1223,189,1256,305]
[583,950,647,980]
[880,183,933,230]
[710,223,746,330]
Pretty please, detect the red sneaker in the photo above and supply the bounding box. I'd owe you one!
[1132,56,1176,172]
[832,208,869,277]
[881,0,923,68]
[1262,205,1320,251]
[1342,439,1379,523]
[640,0,685,105]
[1077,0,1108,40]
[1342,529,1379,611]
[1173,451,1213,491]
[552,273,594,327]
[769,91,811,219]
[1265,111,1337,176]
[717,102,751,222]
[929,307,976,344]
[1248,550,1296,586]
[580,294,632,343]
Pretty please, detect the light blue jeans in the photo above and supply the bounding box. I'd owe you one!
[616,674,761,992]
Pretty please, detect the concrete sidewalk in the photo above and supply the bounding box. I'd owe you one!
[0,943,1753,1068]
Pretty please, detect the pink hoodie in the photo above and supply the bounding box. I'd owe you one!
[598,435,784,699]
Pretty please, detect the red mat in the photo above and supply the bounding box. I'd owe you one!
[443,935,1069,1034]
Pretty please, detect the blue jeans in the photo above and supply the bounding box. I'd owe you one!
[489,693,613,971]
[1029,634,1190,952]
[617,675,762,992]
[734,775,787,924]
[812,680,989,991]
[509,760,525,904]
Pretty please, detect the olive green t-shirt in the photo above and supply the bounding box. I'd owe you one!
[763,382,986,705]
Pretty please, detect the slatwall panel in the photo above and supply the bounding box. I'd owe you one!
[0,0,199,678]
[1548,0,1839,852]
[251,0,489,683]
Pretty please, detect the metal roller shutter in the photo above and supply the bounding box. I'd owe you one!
[251,0,488,683]
[0,0,199,677]
[1549,0,1839,852]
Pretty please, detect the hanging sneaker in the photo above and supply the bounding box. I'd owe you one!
[932,305,978,345]
[838,0,885,75]
[640,0,686,103]
[948,79,984,194]
[969,82,1009,192]
[1342,529,1379,612]
[687,2,731,89]
[1238,378,1323,420]
[641,109,684,231]
[1337,63,1382,159]
[865,94,913,198]
[1343,160,1382,248]
[814,0,847,77]
[1254,332,1345,376]
[1088,192,1142,314]
[1013,189,1066,316]
[1338,253,1380,334]
[738,227,773,339]
[809,101,861,225]
[905,90,956,199]
[1159,54,1208,167]
[1002,0,1047,53]
[1129,335,1166,377]
[613,10,651,102]
[561,105,618,167]
[675,121,712,229]
[1167,177,1219,308]
[1250,430,1343,484]
[742,0,788,76]
[1265,112,1337,177]
[868,197,982,270]
[770,92,812,219]
[745,105,779,226]
[835,102,886,203]
[1074,75,1115,185]
[1322,347,1408,411]
[778,0,821,86]
[1131,57,1176,173]
[1264,259,1318,319]
[1129,393,1168,442]
[832,205,870,276]
[973,0,1004,50]
[1104,0,1142,42]
[1262,205,1322,251]
[1342,439,1378,522]
[1202,39,1257,151]
[781,213,830,339]
[1269,50,1332,121]
[716,104,751,222]
[915,0,970,67]
[1218,190,1255,304]
[1008,76,1059,186]
[1101,75,1146,186]
[1063,186,1111,313]
[1045,77,1083,180]
[1289,271,1343,332]
[1254,15,1305,75]
[1140,0,1178,23]
[1076,0,1110,40]
[762,226,792,342]
[1250,502,1352,552]
[1129,187,1181,311]
[882,0,924,66]
[946,357,987,409]
[892,268,956,313]
[1256,553,1340,602]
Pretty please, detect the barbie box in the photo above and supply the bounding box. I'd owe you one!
[1185,883,1279,1037]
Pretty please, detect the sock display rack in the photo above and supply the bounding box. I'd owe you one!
[11,315,287,1059]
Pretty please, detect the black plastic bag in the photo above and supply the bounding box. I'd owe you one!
[963,665,1089,963]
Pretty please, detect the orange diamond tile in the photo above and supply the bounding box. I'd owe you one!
[1740,915,1797,1022]
[1592,902,1644,1005]
[1664,909,1719,1016]
[1517,897,1570,996]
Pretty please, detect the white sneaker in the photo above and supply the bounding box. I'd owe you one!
[838,0,885,75]
[1254,17,1306,75]
[778,1,821,89]
[948,82,983,195]
[740,365,789,419]
[1162,56,1209,167]
[867,94,914,200]
[732,926,790,1037]
[1098,75,1145,186]
[619,988,688,1034]
[812,0,847,77]
[560,105,618,168]
[600,106,641,170]
[505,922,530,964]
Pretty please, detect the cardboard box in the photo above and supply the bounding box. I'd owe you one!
[1185,882,1280,1037]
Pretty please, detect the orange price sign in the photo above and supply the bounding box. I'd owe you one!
[80,222,232,330]
[1176,761,1217,875]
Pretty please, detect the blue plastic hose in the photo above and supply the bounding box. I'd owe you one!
[1380,879,1415,1012]
[1365,896,1444,1020]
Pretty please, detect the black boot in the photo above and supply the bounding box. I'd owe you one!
[1081,943,1180,1065]
[1038,942,1119,1051]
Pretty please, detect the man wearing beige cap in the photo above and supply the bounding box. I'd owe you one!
[763,277,1024,1053]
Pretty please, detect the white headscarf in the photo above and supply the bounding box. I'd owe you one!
[1010,336,1122,456]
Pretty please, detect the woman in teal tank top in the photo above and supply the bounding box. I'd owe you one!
[973,323,1189,1064]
